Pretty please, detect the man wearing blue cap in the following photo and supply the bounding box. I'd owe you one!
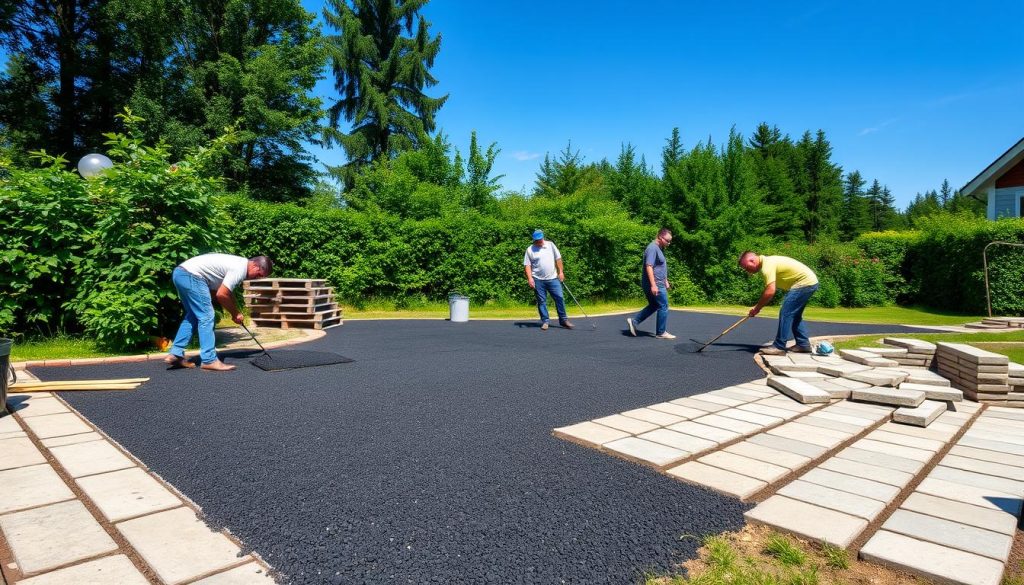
[523,230,574,330]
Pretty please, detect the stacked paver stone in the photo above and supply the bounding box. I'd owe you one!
[965,316,1024,330]
[879,337,936,367]
[935,342,1011,403]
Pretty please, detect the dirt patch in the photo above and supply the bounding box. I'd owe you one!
[649,524,929,585]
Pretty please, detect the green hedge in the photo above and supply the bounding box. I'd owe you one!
[221,195,665,305]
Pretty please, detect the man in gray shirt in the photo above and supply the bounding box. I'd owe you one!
[626,228,675,339]
[523,230,574,330]
[166,253,273,371]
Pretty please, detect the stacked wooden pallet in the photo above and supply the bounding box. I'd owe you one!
[243,278,342,330]
[935,342,1010,403]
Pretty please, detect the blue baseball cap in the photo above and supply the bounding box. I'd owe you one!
[532,229,544,240]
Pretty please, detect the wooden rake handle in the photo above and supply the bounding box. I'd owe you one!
[697,316,751,352]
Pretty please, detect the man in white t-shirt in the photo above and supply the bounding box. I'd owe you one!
[166,253,273,371]
[523,230,574,330]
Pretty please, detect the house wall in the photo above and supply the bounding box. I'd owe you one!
[995,158,1024,188]
[994,187,1023,218]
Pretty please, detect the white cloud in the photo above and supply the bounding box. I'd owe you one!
[858,118,899,136]
[511,151,541,161]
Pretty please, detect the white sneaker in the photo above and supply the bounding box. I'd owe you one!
[626,318,637,337]
[656,332,677,340]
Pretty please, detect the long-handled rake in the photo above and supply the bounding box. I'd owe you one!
[561,283,597,330]
[693,316,750,352]
[240,322,272,361]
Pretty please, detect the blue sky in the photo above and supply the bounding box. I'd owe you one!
[304,0,1024,207]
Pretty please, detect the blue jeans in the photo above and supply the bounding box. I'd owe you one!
[170,267,219,364]
[634,284,669,335]
[774,284,818,350]
[534,279,568,323]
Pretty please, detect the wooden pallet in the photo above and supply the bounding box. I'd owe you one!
[243,278,341,329]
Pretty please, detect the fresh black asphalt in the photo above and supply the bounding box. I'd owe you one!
[36,311,931,584]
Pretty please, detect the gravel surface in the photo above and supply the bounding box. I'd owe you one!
[38,311,930,584]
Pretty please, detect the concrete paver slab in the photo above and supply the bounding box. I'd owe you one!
[116,507,246,585]
[736,403,802,420]
[0,413,23,436]
[0,437,46,471]
[723,441,812,471]
[940,454,1024,482]
[620,408,684,426]
[757,396,816,412]
[851,387,925,407]
[592,414,658,434]
[698,451,789,483]
[899,382,961,401]
[76,467,182,522]
[853,438,933,462]
[836,446,924,473]
[10,397,70,418]
[646,402,707,420]
[883,509,1013,561]
[868,429,944,451]
[553,422,629,446]
[49,439,136,478]
[0,464,75,514]
[0,500,117,576]
[916,477,1023,515]
[809,410,873,425]
[930,465,1024,496]
[714,408,781,426]
[901,492,1018,536]
[766,377,831,404]
[637,428,716,455]
[777,479,885,520]
[604,437,688,467]
[192,563,277,584]
[40,432,104,448]
[893,400,947,427]
[859,530,1003,585]
[693,394,745,407]
[949,445,1024,469]
[691,413,763,435]
[19,413,92,439]
[748,433,827,459]
[667,420,742,444]
[745,495,866,548]
[800,467,901,502]
[666,461,766,500]
[843,369,907,387]
[878,422,953,442]
[964,428,1024,448]
[669,397,728,413]
[818,457,913,487]
[797,414,863,434]
[15,555,149,585]
[768,423,847,449]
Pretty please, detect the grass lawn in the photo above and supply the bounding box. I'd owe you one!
[341,299,639,320]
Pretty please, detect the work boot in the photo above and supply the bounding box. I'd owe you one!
[201,360,236,372]
[790,345,813,353]
[626,318,637,337]
[759,346,786,356]
[655,332,677,340]
[540,322,549,331]
[560,320,575,330]
[164,355,195,369]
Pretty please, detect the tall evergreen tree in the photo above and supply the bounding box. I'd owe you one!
[463,130,502,211]
[609,143,662,223]
[662,127,683,172]
[939,178,953,208]
[839,170,870,239]
[748,123,802,239]
[532,142,601,198]
[323,0,446,186]
[795,130,843,241]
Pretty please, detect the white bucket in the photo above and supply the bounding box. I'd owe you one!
[448,294,470,322]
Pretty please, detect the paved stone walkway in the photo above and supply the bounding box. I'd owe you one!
[555,342,1024,585]
[0,378,276,585]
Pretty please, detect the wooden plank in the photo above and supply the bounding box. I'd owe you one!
[244,278,326,290]
[11,378,149,388]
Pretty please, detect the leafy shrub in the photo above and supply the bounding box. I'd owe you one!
[855,230,920,302]
[0,151,93,336]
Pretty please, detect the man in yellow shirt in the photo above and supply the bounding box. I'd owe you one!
[738,251,819,355]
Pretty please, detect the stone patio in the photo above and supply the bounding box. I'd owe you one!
[0,383,276,585]
[555,340,1024,584]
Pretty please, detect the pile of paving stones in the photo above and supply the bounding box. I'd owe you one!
[936,342,1020,405]
[965,316,1024,330]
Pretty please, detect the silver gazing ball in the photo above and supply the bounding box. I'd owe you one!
[77,153,114,179]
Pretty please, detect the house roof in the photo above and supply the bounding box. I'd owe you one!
[961,136,1024,195]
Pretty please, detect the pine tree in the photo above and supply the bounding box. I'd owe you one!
[463,131,502,211]
[748,123,802,239]
[662,127,683,173]
[796,130,843,241]
[323,0,447,186]
[939,178,952,208]
[840,170,870,239]
[532,142,600,198]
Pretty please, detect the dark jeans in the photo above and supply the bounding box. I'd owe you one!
[534,278,568,323]
[774,284,818,350]
[634,285,669,335]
